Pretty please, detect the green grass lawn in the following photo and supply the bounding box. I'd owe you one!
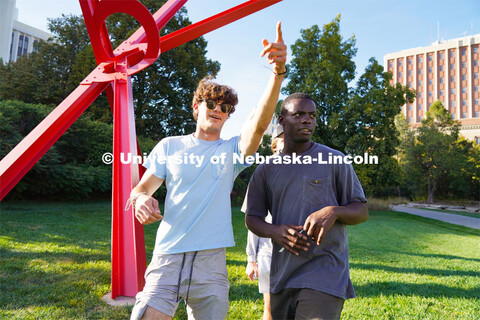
[0,201,479,319]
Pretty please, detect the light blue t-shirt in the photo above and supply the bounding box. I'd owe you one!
[143,134,248,254]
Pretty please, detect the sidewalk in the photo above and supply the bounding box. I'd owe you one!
[391,205,480,230]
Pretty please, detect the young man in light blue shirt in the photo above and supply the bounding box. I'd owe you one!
[129,22,287,320]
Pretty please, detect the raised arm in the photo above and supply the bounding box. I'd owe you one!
[239,21,287,156]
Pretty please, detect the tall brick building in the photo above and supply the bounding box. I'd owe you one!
[384,34,480,143]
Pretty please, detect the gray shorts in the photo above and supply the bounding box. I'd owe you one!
[130,248,229,320]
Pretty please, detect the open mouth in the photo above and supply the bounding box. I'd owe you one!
[299,128,312,133]
[209,113,222,120]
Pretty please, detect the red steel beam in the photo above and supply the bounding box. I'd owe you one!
[111,59,146,298]
[159,0,283,53]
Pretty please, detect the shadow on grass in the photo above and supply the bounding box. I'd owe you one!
[226,258,248,267]
[351,262,479,278]
[354,281,480,299]
[389,250,480,263]
[229,283,263,302]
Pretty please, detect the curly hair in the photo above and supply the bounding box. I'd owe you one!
[192,76,238,120]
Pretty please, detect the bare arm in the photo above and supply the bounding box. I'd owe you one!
[245,215,309,256]
[239,21,287,156]
[303,202,369,245]
[131,171,165,225]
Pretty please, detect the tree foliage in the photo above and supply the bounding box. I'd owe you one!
[340,58,415,196]
[0,100,113,200]
[0,1,220,139]
[283,15,357,149]
[400,100,479,202]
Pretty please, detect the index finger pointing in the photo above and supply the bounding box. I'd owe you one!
[275,21,283,43]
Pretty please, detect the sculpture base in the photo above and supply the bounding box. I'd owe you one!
[101,293,136,306]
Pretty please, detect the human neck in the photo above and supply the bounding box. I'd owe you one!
[282,140,313,155]
[194,126,221,141]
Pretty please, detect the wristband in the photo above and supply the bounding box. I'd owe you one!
[124,192,148,211]
[273,66,288,76]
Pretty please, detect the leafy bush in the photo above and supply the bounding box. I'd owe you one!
[1,100,113,200]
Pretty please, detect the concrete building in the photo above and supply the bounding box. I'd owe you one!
[384,34,480,144]
[0,0,53,64]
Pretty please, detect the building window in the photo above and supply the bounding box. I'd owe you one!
[429,91,433,97]
[475,99,479,105]
[451,113,455,119]
[408,70,412,76]
[408,105,412,111]
[476,137,480,145]
[450,64,454,70]
[399,60,403,67]
[474,47,478,54]
[462,87,467,93]
[439,65,443,71]
[23,37,29,56]
[475,86,479,92]
[428,55,432,62]
[418,80,422,86]
[32,40,39,53]
[417,115,422,122]
[408,59,412,65]
[408,82,412,87]
[462,62,466,68]
[462,112,467,118]
[463,100,467,106]
[418,92,422,98]
[439,78,443,84]
[462,74,466,81]
[389,61,392,68]
[450,88,454,95]
[475,73,479,79]
[474,60,478,66]
[450,76,454,82]
[428,67,432,73]
[440,90,443,96]
[408,117,411,123]
[439,52,444,59]
[418,69,422,75]
[475,111,479,118]
[450,51,454,58]
[450,101,455,107]
[399,71,402,78]
[9,32,14,60]
[418,57,423,63]
[418,104,422,110]
[462,49,466,55]
[17,35,24,57]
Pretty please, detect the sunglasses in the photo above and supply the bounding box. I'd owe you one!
[202,99,234,114]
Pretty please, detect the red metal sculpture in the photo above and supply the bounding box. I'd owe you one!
[0,0,282,298]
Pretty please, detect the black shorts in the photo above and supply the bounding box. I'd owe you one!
[271,288,345,320]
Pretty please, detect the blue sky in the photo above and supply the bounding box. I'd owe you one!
[15,0,480,138]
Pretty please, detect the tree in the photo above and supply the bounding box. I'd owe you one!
[339,58,415,196]
[283,15,357,149]
[403,100,462,203]
[0,1,220,139]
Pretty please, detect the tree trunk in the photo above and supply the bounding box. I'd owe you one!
[427,180,436,204]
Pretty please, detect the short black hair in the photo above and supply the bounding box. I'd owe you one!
[280,92,315,115]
